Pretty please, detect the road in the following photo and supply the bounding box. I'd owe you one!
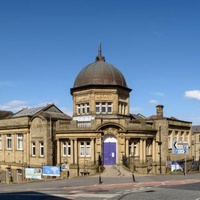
[1,174,200,199]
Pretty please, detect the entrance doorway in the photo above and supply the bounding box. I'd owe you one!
[103,135,117,165]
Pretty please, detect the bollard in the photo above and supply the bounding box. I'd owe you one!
[99,174,102,184]
[132,172,135,182]
[98,166,102,184]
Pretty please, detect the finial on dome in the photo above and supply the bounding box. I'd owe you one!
[95,42,105,61]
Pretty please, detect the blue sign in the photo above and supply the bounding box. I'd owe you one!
[172,141,188,154]
[42,166,60,176]
[170,161,184,172]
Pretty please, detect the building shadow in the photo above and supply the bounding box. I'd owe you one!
[0,191,73,200]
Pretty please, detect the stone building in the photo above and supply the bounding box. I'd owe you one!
[0,104,71,183]
[0,44,193,183]
[55,44,192,176]
[146,105,192,173]
[191,125,200,162]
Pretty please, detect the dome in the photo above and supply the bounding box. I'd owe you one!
[73,43,128,89]
[73,61,127,88]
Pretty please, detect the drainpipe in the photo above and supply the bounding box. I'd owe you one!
[159,126,162,174]
[156,126,162,174]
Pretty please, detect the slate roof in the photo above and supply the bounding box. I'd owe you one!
[13,106,46,117]
[12,104,72,120]
[192,125,200,133]
[42,111,72,120]
[0,110,14,119]
[130,113,146,120]
[147,115,191,123]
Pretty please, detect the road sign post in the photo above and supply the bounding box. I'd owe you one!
[172,141,188,175]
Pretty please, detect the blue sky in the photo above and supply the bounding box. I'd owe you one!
[0,0,200,124]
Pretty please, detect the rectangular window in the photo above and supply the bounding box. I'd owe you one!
[81,103,85,114]
[67,141,71,156]
[40,142,44,157]
[123,104,126,114]
[96,102,100,113]
[80,141,91,157]
[199,135,200,143]
[77,103,89,115]
[32,142,36,156]
[80,142,85,156]
[62,141,71,156]
[86,103,90,113]
[102,103,106,113]
[6,134,12,150]
[63,141,67,156]
[17,133,23,150]
[96,102,113,114]
[77,104,81,115]
[0,134,2,149]
[107,102,112,113]
[128,140,138,156]
[86,141,91,156]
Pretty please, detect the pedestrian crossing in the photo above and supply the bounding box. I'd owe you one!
[60,186,153,199]
[4,186,154,199]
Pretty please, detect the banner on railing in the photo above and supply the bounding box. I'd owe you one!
[25,168,42,179]
[42,166,60,176]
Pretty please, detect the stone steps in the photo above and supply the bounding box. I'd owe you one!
[100,165,132,177]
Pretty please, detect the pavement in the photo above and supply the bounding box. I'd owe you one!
[0,171,200,200]
[79,172,200,186]
[1,169,200,190]
[87,165,200,188]
[89,172,200,189]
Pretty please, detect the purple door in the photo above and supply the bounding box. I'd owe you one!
[103,142,116,165]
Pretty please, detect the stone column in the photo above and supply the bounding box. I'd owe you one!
[143,139,146,162]
[74,139,78,164]
[13,133,16,162]
[91,138,95,164]
[140,139,143,162]
[125,138,129,156]
[57,140,60,165]
[70,139,74,164]
[2,134,5,163]
[152,139,156,161]
[26,131,30,165]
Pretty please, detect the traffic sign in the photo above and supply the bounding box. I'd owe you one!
[172,141,188,154]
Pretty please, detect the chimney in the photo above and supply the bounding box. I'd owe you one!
[156,105,164,118]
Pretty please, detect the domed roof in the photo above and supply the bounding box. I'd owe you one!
[73,43,128,89]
